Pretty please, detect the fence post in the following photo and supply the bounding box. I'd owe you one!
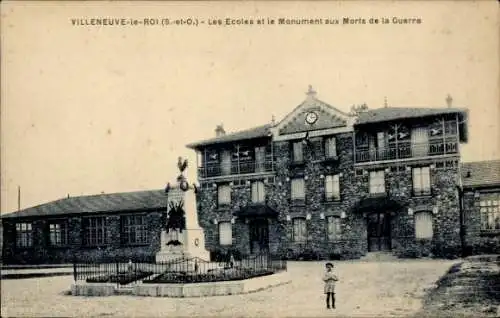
[73,262,77,282]
[116,262,119,288]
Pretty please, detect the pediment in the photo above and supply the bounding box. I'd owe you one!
[273,94,351,137]
[279,105,348,135]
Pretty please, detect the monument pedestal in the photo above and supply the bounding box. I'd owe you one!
[155,185,210,264]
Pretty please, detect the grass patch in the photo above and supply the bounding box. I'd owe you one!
[421,260,500,316]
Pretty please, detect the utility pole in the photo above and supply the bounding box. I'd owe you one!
[17,186,21,211]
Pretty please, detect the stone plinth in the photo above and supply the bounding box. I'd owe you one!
[155,185,210,264]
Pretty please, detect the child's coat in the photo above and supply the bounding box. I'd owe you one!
[322,270,338,294]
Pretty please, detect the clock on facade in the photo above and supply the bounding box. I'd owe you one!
[305,111,318,125]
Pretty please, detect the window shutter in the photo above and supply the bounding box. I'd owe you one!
[218,222,232,245]
[422,167,431,191]
[293,218,307,242]
[415,212,433,239]
[293,142,303,162]
[412,168,422,191]
[325,175,333,199]
[333,174,340,199]
[218,185,231,204]
[326,137,337,157]
[291,178,305,200]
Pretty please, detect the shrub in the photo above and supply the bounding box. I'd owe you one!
[86,270,153,285]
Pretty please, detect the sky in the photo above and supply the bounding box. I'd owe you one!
[1,1,499,213]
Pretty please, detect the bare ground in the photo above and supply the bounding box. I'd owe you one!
[2,259,458,317]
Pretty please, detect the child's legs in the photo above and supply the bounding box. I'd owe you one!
[326,292,333,306]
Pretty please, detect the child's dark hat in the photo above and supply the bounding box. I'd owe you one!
[325,262,334,267]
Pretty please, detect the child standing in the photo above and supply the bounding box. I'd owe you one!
[322,262,338,309]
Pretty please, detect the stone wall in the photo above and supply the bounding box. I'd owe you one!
[463,189,500,255]
[196,131,465,260]
[1,211,163,264]
[383,165,463,258]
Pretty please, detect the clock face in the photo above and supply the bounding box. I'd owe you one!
[305,111,318,125]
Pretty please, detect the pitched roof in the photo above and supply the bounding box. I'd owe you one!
[186,124,273,149]
[356,107,467,125]
[1,189,167,219]
[461,160,500,188]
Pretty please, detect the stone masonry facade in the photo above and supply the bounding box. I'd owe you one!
[196,131,465,260]
[2,212,163,264]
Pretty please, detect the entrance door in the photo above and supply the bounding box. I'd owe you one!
[249,219,269,254]
[367,212,391,252]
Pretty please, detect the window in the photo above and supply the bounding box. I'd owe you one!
[49,222,68,246]
[16,223,33,248]
[292,218,307,242]
[83,217,107,246]
[292,142,303,162]
[218,222,232,245]
[217,184,231,205]
[415,212,434,239]
[479,194,500,230]
[291,178,305,201]
[251,181,265,203]
[326,216,341,241]
[413,167,431,196]
[325,137,337,158]
[121,214,149,245]
[325,174,340,201]
[369,170,385,194]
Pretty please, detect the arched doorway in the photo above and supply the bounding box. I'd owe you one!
[367,211,391,252]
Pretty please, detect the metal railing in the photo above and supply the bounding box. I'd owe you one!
[198,160,274,178]
[355,139,458,163]
[73,253,286,286]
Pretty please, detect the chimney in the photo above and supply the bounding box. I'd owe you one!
[305,85,317,100]
[215,124,225,137]
[446,94,453,108]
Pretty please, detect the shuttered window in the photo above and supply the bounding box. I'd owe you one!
[251,181,265,203]
[291,178,305,200]
[325,137,337,158]
[415,212,433,239]
[218,222,232,245]
[325,174,340,201]
[412,167,431,196]
[218,184,231,205]
[327,216,341,241]
[292,218,307,242]
[369,170,385,194]
[292,142,303,162]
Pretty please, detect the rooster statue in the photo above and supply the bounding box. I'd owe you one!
[178,157,188,173]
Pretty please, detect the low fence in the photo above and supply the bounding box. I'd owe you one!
[73,253,287,287]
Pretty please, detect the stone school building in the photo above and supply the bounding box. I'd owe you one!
[2,88,499,264]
